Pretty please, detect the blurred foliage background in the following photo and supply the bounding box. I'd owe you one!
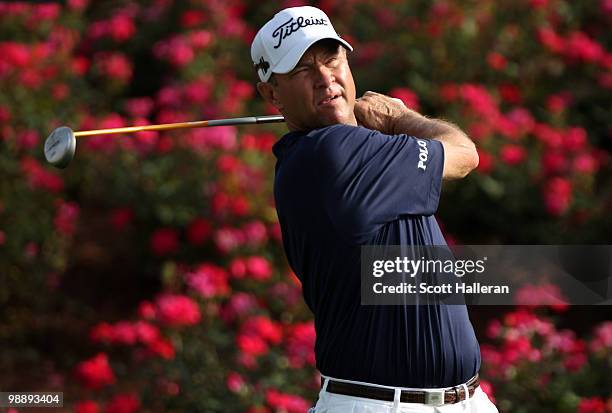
[0,0,610,412]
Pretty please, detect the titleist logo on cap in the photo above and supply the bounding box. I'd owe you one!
[272,16,328,49]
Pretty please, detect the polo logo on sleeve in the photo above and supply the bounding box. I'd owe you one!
[417,139,428,170]
[272,16,328,49]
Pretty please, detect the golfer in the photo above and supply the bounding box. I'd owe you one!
[252,6,499,413]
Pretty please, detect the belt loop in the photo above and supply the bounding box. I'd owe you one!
[461,383,470,412]
[321,376,330,394]
[392,388,401,411]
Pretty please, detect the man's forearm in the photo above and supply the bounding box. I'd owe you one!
[392,109,479,180]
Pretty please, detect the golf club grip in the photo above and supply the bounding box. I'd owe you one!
[72,115,285,137]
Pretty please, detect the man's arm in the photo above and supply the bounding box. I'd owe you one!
[354,91,479,180]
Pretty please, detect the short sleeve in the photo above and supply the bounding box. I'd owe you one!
[316,125,444,243]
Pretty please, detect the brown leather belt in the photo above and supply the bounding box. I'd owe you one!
[322,373,480,406]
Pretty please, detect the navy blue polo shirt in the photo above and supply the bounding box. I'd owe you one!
[272,124,480,387]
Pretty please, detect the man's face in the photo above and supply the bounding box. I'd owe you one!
[259,40,357,131]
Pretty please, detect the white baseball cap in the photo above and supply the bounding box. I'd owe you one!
[251,6,353,82]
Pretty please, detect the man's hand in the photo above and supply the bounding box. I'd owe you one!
[354,91,479,180]
[354,91,411,134]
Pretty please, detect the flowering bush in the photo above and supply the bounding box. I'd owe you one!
[0,0,610,412]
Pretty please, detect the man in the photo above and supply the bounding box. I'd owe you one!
[252,6,499,413]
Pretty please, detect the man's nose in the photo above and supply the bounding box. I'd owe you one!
[314,65,335,88]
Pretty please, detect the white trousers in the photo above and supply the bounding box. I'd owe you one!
[309,375,500,413]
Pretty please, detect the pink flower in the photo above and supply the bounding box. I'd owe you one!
[237,334,268,356]
[189,30,213,49]
[75,400,100,413]
[546,93,572,113]
[104,393,140,413]
[138,300,156,319]
[17,129,39,150]
[544,177,572,216]
[479,380,496,404]
[564,31,605,63]
[265,389,311,413]
[125,97,154,118]
[147,337,175,359]
[155,294,201,327]
[389,87,420,111]
[577,397,606,413]
[500,145,526,165]
[534,123,563,148]
[537,27,564,53]
[95,52,132,82]
[246,256,273,280]
[573,152,598,174]
[75,353,115,390]
[460,84,499,119]
[133,321,160,345]
[242,221,268,246]
[20,157,64,193]
[186,263,230,298]
[563,127,587,151]
[514,284,568,309]
[54,201,79,236]
[226,372,245,393]
[220,292,259,323]
[150,228,179,256]
[242,316,283,345]
[590,321,612,353]
[109,14,135,42]
[286,322,316,368]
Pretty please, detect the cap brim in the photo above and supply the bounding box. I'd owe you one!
[271,36,353,75]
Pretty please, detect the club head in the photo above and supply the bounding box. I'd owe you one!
[44,126,76,169]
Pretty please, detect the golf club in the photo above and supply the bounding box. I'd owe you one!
[44,114,285,168]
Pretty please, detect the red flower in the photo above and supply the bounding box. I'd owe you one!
[109,208,134,232]
[563,127,587,151]
[500,145,526,165]
[242,316,283,345]
[75,400,100,413]
[150,228,179,256]
[487,52,507,70]
[109,14,135,42]
[590,321,612,353]
[246,256,273,280]
[577,397,606,413]
[147,337,175,359]
[537,27,564,53]
[20,157,64,193]
[155,294,201,327]
[138,300,156,320]
[265,389,310,413]
[226,372,245,393]
[389,87,420,111]
[186,263,230,298]
[479,379,496,404]
[104,393,140,413]
[544,177,572,216]
[75,353,115,390]
[573,152,598,174]
[237,334,268,356]
[542,152,567,175]
[54,201,79,236]
[286,322,316,368]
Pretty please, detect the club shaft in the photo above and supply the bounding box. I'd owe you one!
[73,115,285,138]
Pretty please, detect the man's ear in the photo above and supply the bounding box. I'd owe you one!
[256,81,283,111]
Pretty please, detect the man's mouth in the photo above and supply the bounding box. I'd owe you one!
[318,94,341,106]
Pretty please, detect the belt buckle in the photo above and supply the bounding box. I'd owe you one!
[424,389,445,406]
